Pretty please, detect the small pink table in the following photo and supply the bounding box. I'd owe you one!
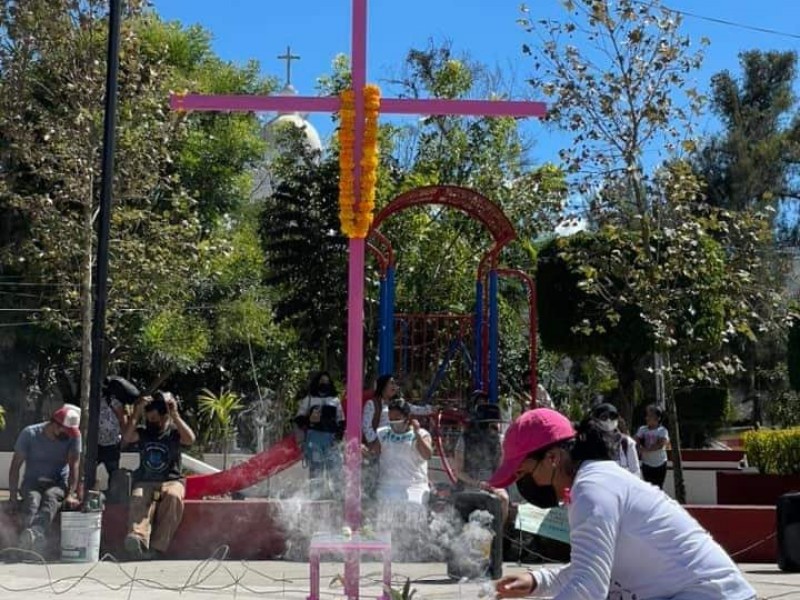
[308,532,392,600]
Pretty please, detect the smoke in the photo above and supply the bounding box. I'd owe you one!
[274,480,343,561]
[372,499,497,579]
[0,510,19,554]
[448,510,495,580]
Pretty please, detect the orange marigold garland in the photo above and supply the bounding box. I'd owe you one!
[338,85,381,239]
[338,89,357,237]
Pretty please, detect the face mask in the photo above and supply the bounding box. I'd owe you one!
[389,419,407,434]
[598,419,618,433]
[516,474,559,508]
[318,384,333,396]
[146,421,163,435]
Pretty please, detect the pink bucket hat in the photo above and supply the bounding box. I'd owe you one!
[488,408,575,488]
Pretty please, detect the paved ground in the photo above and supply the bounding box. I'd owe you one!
[0,559,796,599]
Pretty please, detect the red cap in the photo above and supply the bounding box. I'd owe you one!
[52,404,81,438]
[488,408,575,488]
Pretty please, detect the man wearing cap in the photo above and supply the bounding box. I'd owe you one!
[7,404,82,551]
[493,408,755,600]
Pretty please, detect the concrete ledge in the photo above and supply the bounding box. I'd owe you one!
[101,500,291,559]
[687,505,776,563]
[2,500,779,563]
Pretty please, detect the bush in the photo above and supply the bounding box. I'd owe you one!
[675,386,730,448]
[743,428,800,475]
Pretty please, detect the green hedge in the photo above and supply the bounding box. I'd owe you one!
[743,428,800,475]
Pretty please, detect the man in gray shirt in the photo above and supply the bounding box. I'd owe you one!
[8,404,82,551]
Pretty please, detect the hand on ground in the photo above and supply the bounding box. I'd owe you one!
[495,572,535,598]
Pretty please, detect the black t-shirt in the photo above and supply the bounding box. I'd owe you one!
[134,426,183,482]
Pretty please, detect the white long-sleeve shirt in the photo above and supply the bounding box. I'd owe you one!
[617,434,641,478]
[531,461,755,600]
[361,399,433,443]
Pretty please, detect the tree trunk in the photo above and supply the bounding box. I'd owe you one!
[663,353,687,504]
[745,340,761,425]
[614,354,638,428]
[79,194,93,420]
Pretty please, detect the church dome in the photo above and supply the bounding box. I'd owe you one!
[264,112,323,153]
[262,82,323,153]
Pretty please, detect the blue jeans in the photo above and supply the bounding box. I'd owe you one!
[20,480,66,535]
[304,430,342,500]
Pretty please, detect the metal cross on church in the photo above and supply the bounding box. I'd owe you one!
[277,45,300,87]
[170,1,545,596]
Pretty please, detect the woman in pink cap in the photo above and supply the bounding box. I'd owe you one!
[493,408,755,600]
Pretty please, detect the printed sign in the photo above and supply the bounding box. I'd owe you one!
[515,503,571,545]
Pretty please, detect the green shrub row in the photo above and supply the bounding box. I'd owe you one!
[743,428,800,475]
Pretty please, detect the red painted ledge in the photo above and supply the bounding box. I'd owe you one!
[687,505,776,563]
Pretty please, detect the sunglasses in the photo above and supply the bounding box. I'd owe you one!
[597,412,619,420]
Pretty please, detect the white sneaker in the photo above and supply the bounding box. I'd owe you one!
[18,528,36,551]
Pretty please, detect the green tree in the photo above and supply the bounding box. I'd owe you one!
[699,51,799,215]
[0,5,273,425]
[537,232,652,406]
[695,50,799,423]
[520,0,780,501]
[259,131,348,371]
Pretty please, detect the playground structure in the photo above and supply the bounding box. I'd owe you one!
[182,184,540,498]
[369,185,539,409]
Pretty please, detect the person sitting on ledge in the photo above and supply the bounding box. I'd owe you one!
[452,398,509,525]
[122,391,195,559]
[7,404,82,553]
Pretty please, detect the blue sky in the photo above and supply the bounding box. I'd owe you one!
[153,0,799,167]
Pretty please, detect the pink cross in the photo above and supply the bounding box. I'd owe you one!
[171,2,545,597]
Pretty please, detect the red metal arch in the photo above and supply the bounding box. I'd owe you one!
[370,186,517,261]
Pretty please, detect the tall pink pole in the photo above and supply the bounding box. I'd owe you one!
[344,1,367,598]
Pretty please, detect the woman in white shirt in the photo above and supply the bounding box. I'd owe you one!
[376,398,433,503]
[590,403,641,478]
[362,375,433,497]
[375,398,434,560]
[492,409,755,600]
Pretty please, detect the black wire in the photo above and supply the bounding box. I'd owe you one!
[636,0,800,40]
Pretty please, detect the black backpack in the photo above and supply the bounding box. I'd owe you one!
[103,375,141,406]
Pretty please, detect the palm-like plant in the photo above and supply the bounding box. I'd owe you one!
[386,578,416,600]
[197,388,244,469]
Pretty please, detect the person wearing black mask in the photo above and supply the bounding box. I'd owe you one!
[294,371,344,499]
[453,401,509,525]
[122,391,195,559]
[492,409,755,600]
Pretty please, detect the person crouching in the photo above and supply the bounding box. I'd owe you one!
[122,391,195,559]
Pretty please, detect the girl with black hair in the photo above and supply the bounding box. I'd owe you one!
[635,405,670,489]
[362,374,433,451]
[590,403,641,478]
[294,371,344,499]
[491,408,754,600]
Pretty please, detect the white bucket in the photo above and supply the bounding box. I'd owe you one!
[60,511,102,563]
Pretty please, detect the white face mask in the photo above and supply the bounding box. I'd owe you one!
[598,419,618,433]
[389,419,407,433]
